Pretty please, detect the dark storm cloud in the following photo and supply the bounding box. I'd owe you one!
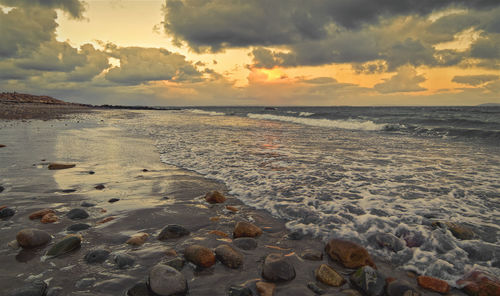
[452,74,499,86]
[0,0,86,18]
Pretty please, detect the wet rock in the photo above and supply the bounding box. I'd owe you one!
[148,264,187,296]
[417,275,450,294]
[387,281,420,296]
[432,221,475,240]
[215,244,243,269]
[9,280,47,296]
[307,282,324,294]
[233,237,258,250]
[46,287,63,296]
[456,270,500,296]
[233,221,262,238]
[205,190,226,204]
[114,253,135,269]
[228,286,252,296]
[75,277,95,289]
[315,264,345,287]
[61,189,76,193]
[41,213,58,224]
[351,266,386,296]
[48,163,75,170]
[209,230,229,237]
[127,283,152,296]
[368,233,405,252]
[8,239,20,249]
[262,253,296,282]
[0,185,4,193]
[301,248,323,261]
[88,171,95,175]
[163,256,185,271]
[184,245,216,268]
[46,234,81,257]
[108,198,120,203]
[66,208,89,220]
[126,233,149,246]
[84,249,110,264]
[256,281,275,296]
[97,216,115,224]
[29,209,55,220]
[80,201,95,207]
[287,230,305,240]
[67,223,90,232]
[95,184,105,190]
[226,205,239,212]
[0,144,4,148]
[336,289,363,296]
[0,207,15,218]
[16,229,51,248]
[325,238,376,269]
[158,224,190,240]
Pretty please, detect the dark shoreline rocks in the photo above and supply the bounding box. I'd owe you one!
[215,244,243,269]
[158,225,190,240]
[148,264,188,296]
[184,245,216,268]
[16,229,51,248]
[66,209,89,220]
[262,253,296,282]
[46,235,82,257]
[325,238,376,269]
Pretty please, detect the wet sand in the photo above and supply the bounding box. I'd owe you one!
[0,110,467,295]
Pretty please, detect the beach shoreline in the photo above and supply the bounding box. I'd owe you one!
[0,108,480,295]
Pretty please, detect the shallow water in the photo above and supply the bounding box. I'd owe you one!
[121,109,500,284]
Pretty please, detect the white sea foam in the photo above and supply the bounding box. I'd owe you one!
[186,109,225,116]
[120,110,500,285]
[299,112,314,117]
[247,113,385,131]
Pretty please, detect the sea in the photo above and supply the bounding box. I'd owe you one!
[120,106,500,284]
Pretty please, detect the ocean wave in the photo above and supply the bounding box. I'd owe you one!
[186,109,225,116]
[299,112,314,117]
[247,113,385,131]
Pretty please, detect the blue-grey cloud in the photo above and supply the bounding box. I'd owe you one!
[452,74,499,86]
[0,0,86,18]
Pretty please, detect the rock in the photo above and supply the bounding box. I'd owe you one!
[387,281,420,296]
[29,209,55,220]
[97,216,115,224]
[351,266,386,296]
[0,207,15,218]
[325,238,376,269]
[80,201,95,207]
[315,264,345,287]
[226,205,239,212]
[417,275,450,294]
[48,163,75,170]
[114,253,135,269]
[41,213,58,224]
[66,208,89,220]
[163,256,185,271]
[233,221,263,238]
[456,270,500,296]
[8,239,20,249]
[256,281,275,296]
[228,286,253,296]
[158,224,190,240]
[0,144,4,147]
[88,171,95,175]
[108,198,120,203]
[0,185,4,193]
[232,238,256,251]
[262,253,296,282]
[148,264,187,296]
[9,280,47,296]
[84,249,110,264]
[127,283,151,296]
[209,230,229,237]
[433,221,475,240]
[205,190,226,204]
[46,234,82,257]
[75,277,95,289]
[95,184,105,190]
[47,287,63,296]
[184,245,216,268]
[126,233,149,246]
[307,282,324,294]
[301,248,323,261]
[67,223,91,232]
[143,169,149,172]
[16,229,51,248]
[215,244,243,269]
[287,230,305,240]
[368,233,405,252]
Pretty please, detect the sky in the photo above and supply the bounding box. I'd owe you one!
[0,0,499,106]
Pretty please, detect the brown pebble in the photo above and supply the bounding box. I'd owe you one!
[226,205,239,212]
[417,275,450,293]
[325,238,376,269]
[205,190,226,204]
[126,233,149,246]
[41,213,58,224]
[94,184,105,190]
[184,245,216,268]
[29,209,55,220]
[209,230,229,237]
[100,209,107,213]
[256,281,275,296]
[97,216,115,224]
[233,221,262,238]
[165,249,177,257]
[48,163,76,170]
[0,144,5,148]
[210,216,221,221]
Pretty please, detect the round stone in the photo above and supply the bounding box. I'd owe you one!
[148,264,188,296]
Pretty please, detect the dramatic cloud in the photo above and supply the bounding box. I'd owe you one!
[452,74,499,86]
[0,0,86,18]
[374,65,426,93]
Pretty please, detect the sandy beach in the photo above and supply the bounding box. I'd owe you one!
[0,108,486,295]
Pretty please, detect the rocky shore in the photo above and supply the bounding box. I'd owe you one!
[0,110,499,296]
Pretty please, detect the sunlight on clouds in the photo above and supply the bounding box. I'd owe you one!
[434,28,482,52]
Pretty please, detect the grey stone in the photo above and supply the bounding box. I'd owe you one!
[66,209,89,220]
[84,249,110,264]
[80,201,95,207]
[162,256,185,271]
[368,233,405,252]
[350,266,386,296]
[108,198,120,203]
[127,283,152,296]
[0,207,15,218]
[300,248,323,261]
[148,264,187,296]
[307,282,324,294]
[262,253,296,282]
[67,223,91,232]
[228,286,252,296]
[75,278,95,289]
[387,281,420,296]
[16,229,51,248]
[9,280,48,296]
[158,224,190,240]
[233,237,257,250]
[114,253,135,269]
[46,235,81,257]
[46,287,63,296]
[215,244,243,269]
